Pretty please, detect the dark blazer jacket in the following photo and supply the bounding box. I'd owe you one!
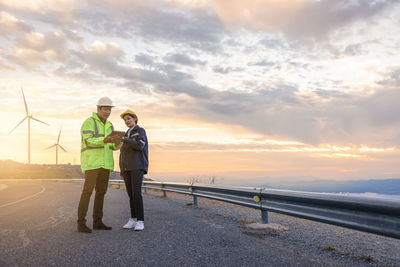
[119,125,149,174]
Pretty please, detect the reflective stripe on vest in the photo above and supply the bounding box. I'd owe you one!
[91,117,104,137]
[81,118,104,150]
[81,117,112,152]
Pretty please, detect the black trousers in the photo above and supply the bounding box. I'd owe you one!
[123,170,144,221]
[77,168,110,225]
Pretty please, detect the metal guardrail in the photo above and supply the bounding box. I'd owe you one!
[141,181,400,239]
[3,178,400,239]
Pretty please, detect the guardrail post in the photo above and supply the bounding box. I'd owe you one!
[261,209,268,224]
[190,186,198,206]
[161,184,167,197]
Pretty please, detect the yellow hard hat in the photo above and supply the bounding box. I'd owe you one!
[120,109,138,121]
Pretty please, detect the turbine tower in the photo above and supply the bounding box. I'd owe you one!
[9,87,49,164]
[45,127,67,165]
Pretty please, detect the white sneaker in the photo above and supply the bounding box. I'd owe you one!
[134,220,144,231]
[123,218,136,229]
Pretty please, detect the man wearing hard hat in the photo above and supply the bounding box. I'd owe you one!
[77,97,121,233]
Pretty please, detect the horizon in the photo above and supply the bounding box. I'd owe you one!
[1,1,400,182]
[2,159,400,196]
[2,159,400,184]
[2,159,400,199]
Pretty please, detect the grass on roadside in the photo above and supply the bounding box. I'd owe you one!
[322,245,379,264]
[321,245,350,255]
[358,254,378,263]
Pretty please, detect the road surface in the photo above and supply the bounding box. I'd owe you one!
[0,181,384,266]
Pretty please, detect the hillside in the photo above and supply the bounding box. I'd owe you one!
[0,160,149,181]
[0,160,83,179]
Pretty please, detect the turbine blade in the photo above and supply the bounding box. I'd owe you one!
[58,144,67,152]
[21,87,29,115]
[45,144,57,150]
[31,116,49,126]
[57,127,62,144]
[8,117,27,134]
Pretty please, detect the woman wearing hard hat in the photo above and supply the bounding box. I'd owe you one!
[119,109,149,231]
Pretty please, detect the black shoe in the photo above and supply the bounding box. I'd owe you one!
[93,222,112,230]
[77,224,92,233]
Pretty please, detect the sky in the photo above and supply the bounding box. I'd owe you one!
[1,0,400,183]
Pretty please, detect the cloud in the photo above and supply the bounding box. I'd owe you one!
[285,0,397,39]
[5,48,48,68]
[73,1,225,52]
[61,28,84,43]
[343,43,364,56]
[72,44,161,85]
[210,0,308,31]
[1,0,399,150]
[359,85,400,127]
[0,10,73,68]
[2,30,71,68]
[0,0,77,12]
[2,0,398,50]
[212,66,244,74]
[163,53,206,66]
[72,40,135,81]
[0,11,32,37]
[247,60,275,67]
[0,58,14,71]
[56,36,400,147]
[82,41,124,62]
[135,53,155,66]
[377,67,400,87]
[209,0,398,41]
[71,41,214,98]
[154,77,400,147]
[259,37,286,49]
[0,1,83,32]
[1,0,225,52]
[16,31,69,61]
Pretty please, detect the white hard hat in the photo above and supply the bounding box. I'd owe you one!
[97,97,114,107]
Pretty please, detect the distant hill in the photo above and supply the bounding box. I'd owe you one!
[0,160,83,179]
[260,178,400,195]
[0,160,151,181]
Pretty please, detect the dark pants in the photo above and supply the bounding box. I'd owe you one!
[77,168,110,225]
[123,170,144,221]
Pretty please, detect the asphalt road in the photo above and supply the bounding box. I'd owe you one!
[0,182,363,266]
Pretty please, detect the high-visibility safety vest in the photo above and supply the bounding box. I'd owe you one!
[80,112,119,173]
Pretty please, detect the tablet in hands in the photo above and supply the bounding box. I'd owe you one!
[104,131,125,144]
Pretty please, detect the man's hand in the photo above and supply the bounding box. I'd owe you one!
[104,135,123,144]
[104,136,112,143]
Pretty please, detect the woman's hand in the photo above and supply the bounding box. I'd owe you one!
[116,140,123,148]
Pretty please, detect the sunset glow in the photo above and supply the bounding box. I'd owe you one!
[1,0,400,183]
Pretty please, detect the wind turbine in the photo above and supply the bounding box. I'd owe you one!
[9,87,49,164]
[45,127,67,165]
